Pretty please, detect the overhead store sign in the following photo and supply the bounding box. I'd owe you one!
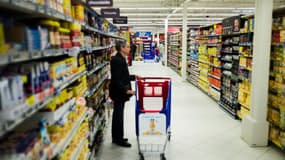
[101,8,120,18]
[168,27,180,33]
[88,0,113,6]
[135,32,152,37]
[120,26,129,31]
[113,16,128,24]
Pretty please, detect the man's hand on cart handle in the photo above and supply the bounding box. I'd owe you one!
[127,90,136,95]
[135,75,141,80]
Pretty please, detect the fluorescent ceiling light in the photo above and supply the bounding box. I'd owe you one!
[115,7,254,10]
[119,7,180,10]
[121,13,239,16]
[128,21,221,24]
[187,7,255,10]
[128,17,224,21]
[128,23,216,26]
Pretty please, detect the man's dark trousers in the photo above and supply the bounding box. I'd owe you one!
[112,100,125,142]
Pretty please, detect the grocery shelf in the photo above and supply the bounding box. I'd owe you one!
[271,139,283,149]
[209,74,221,80]
[210,84,221,91]
[239,54,253,58]
[0,88,54,137]
[222,32,241,37]
[168,60,179,67]
[0,1,121,39]
[71,134,89,160]
[209,64,222,68]
[0,49,64,66]
[206,43,220,47]
[0,69,87,137]
[34,98,76,125]
[271,42,285,47]
[198,60,209,64]
[51,110,88,158]
[222,51,239,54]
[239,88,251,94]
[87,62,108,76]
[218,102,237,119]
[57,70,88,92]
[239,42,252,46]
[222,42,239,46]
[90,117,105,145]
[239,66,252,71]
[0,44,114,66]
[198,77,209,84]
[207,34,222,37]
[239,102,250,110]
[88,75,108,98]
[209,54,221,58]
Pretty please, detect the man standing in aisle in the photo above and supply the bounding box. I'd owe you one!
[109,40,136,148]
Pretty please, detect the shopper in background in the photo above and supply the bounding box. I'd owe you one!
[109,40,136,148]
[159,43,164,60]
[130,39,137,61]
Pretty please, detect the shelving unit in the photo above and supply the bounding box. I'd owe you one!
[190,24,222,102]
[268,11,285,150]
[168,32,182,75]
[187,29,199,86]
[219,16,241,118]
[237,16,255,119]
[0,0,120,159]
[142,40,154,61]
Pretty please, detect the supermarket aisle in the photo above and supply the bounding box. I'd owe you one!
[96,61,285,160]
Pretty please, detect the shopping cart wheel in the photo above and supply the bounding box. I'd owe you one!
[160,153,166,160]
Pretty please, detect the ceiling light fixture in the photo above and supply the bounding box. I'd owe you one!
[121,13,239,16]
[127,17,224,21]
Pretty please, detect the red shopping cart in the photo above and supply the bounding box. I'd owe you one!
[135,77,171,160]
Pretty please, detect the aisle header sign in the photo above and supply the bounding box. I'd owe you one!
[120,26,129,31]
[113,16,128,24]
[135,32,152,37]
[88,0,113,6]
[101,8,120,18]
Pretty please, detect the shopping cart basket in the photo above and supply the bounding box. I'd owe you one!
[135,77,171,160]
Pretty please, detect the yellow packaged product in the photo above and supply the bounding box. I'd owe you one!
[46,98,57,111]
[61,89,68,103]
[54,95,61,109]
[63,0,72,16]
[271,109,280,125]
[245,94,250,107]
[280,105,285,129]
[269,126,279,141]
[72,5,84,21]
[36,0,45,5]
[0,23,8,54]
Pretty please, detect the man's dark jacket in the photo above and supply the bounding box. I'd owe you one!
[109,52,135,102]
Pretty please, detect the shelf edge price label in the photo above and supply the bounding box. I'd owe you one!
[77,97,86,106]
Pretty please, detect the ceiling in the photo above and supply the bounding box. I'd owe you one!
[92,0,285,32]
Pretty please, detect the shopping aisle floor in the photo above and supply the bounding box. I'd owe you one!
[96,61,285,160]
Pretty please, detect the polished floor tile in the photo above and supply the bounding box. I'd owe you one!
[96,61,285,160]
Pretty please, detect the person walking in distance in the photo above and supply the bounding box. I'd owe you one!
[109,40,137,147]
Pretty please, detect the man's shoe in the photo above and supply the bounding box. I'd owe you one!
[113,141,131,147]
[112,138,128,143]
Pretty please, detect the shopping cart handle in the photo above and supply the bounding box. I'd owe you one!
[140,109,162,113]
